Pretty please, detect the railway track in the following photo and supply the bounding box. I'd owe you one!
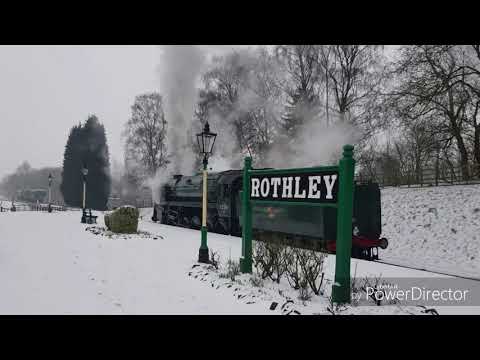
[374,259,480,282]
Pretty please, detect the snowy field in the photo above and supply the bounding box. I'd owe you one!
[1,209,479,314]
[381,185,480,278]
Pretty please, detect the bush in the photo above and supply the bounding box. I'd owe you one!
[104,206,139,233]
[220,259,241,281]
[298,279,312,302]
[253,238,327,299]
[253,239,288,283]
[253,241,274,280]
[210,250,220,270]
[285,247,302,290]
[297,248,326,295]
[250,271,264,287]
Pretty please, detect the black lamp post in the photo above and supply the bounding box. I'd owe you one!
[48,173,53,213]
[81,163,88,223]
[196,121,217,263]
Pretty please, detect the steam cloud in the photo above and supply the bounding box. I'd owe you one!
[266,113,359,169]
[147,46,358,204]
[149,46,206,203]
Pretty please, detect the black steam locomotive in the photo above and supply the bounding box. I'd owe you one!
[152,169,388,260]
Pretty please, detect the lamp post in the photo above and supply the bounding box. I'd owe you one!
[81,163,88,223]
[48,173,53,213]
[196,121,217,263]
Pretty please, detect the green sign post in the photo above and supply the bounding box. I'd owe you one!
[240,144,355,304]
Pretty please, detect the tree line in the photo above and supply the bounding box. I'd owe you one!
[0,161,64,204]
[360,45,480,184]
[124,45,480,195]
[1,115,112,210]
[3,46,479,209]
[123,45,388,192]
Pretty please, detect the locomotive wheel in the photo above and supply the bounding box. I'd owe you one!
[379,238,388,249]
[181,216,191,228]
[214,221,227,235]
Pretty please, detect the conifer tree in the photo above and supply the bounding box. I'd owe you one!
[60,116,111,210]
[60,124,83,207]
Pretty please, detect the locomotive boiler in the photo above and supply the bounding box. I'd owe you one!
[152,169,388,260]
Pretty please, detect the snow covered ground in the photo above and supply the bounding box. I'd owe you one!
[1,209,479,314]
[381,185,480,278]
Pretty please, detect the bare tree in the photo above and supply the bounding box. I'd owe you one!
[390,45,472,180]
[123,92,168,181]
[320,45,385,128]
[274,45,321,135]
[199,47,283,166]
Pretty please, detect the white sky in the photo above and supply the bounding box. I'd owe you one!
[0,45,160,179]
[0,45,253,179]
[0,45,397,180]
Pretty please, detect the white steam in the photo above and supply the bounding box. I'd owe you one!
[146,46,358,204]
[149,46,206,203]
[265,115,358,169]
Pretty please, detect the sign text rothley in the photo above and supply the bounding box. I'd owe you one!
[249,170,339,203]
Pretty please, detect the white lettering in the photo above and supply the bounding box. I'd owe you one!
[251,178,260,198]
[411,287,423,301]
[271,178,281,198]
[307,176,322,199]
[323,174,337,200]
[374,291,384,301]
[260,178,270,197]
[394,290,404,301]
[293,177,306,198]
[453,290,464,301]
[282,177,293,198]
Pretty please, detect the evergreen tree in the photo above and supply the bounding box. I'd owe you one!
[81,115,111,210]
[60,115,111,210]
[281,89,320,136]
[60,124,83,207]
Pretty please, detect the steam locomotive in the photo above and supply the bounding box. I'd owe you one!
[152,169,388,260]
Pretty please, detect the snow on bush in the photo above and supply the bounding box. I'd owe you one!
[104,206,140,234]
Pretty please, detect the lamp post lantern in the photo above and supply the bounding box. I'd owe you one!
[81,163,88,223]
[196,121,217,263]
[48,173,53,213]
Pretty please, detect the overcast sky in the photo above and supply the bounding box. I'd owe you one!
[0,45,247,179]
[0,46,157,179]
[0,45,396,180]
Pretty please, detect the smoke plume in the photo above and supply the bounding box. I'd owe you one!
[149,46,206,203]
[147,46,359,204]
[265,115,358,169]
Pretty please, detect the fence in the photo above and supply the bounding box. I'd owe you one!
[0,202,68,212]
[356,164,480,188]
